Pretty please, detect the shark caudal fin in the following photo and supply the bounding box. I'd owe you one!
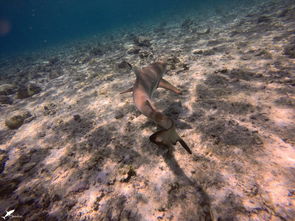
[149,127,192,154]
[178,139,192,154]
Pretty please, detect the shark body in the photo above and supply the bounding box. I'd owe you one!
[121,62,192,154]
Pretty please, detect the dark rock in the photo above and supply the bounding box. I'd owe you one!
[278,9,290,18]
[126,46,140,54]
[226,69,258,81]
[5,110,32,129]
[49,70,62,79]
[52,194,61,202]
[0,95,13,104]
[38,131,46,138]
[165,55,181,70]
[207,40,222,46]
[181,18,194,29]
[43,102,57,115]
[139,50,152,59]
[134,36,151,47]
[0,176,21,197]
[63,199,77,210]
[16,86,29,99]
[117,61,132,71]
[115,111,124,119]
[92,192,105,210]
[230,31,240,37]
[211,45,228,54]
[16,83,41,99]
[73,114,81,121]
[154,21,167,33]
[236,41,248,48]
[80,55,92,64]
[68,180,89,193]
[193,50,204,55]
[48,57,59,65]
[275,97,295,107]
[194,25,210,35]
[188,110,205,122]
[253,49,272,59]
[89,47,104,56]
[268,71,291,80]
[204,74,229,87]
[257,16,271,23]
[250,113,269,122]
[0,84,17,95]
[36,64,49,72]
[288,190,295,197]
[284,40,295,58]
[203,49,215,56]
[118,165,136,182]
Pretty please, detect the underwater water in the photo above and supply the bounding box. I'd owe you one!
[0,0,255,55]
[1,0,295,220]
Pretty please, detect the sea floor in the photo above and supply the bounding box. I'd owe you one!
[0,0,295,220]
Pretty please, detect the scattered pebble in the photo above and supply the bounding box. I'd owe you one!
[134,36,151,47]
[118,165,136,182]
[0,84,17,95]
[0,95,13,104]
[5,110,32,129]
[16,83,41,99]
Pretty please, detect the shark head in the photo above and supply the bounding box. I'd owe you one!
[150,62,167,75]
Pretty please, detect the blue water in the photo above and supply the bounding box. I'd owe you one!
[0,0,251,56]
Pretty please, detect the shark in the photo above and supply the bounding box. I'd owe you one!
[121,62,192,154]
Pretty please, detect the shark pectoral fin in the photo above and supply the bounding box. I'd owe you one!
[120,87,133,94]
[178,139,192,154]
[159,79,182,94]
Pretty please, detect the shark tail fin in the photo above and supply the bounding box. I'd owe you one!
[149,122,192,155]
[178,139,192,154]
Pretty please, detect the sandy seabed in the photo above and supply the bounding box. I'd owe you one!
[0,0,295,220]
